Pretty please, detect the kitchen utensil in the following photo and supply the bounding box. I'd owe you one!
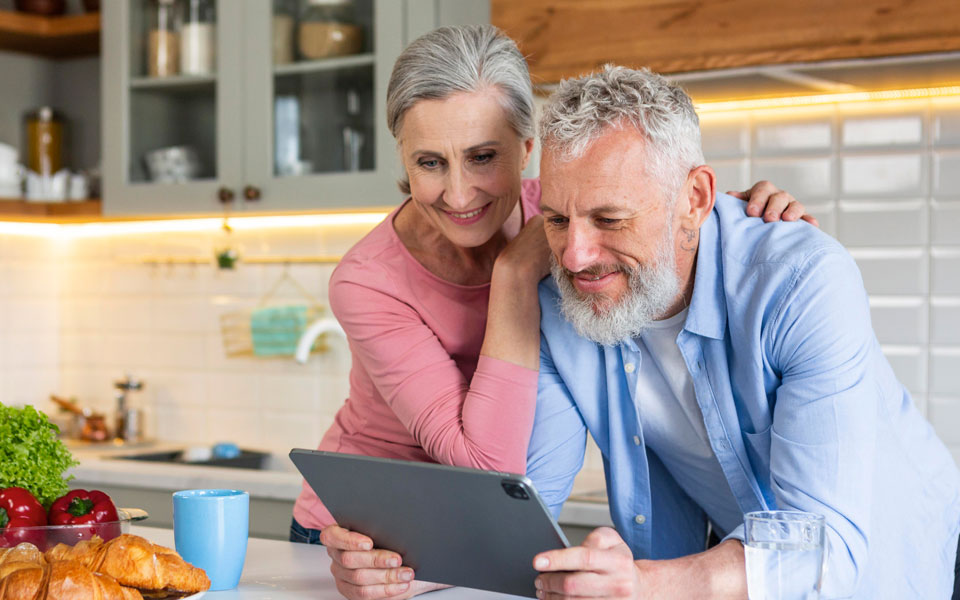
[144,145,201,182]
[50,394,110,442]
[173,489,248,590]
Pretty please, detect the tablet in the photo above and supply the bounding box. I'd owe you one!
[289,448,569,598]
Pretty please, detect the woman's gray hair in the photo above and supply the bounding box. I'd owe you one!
[539,65,704,199]
[387,24,535,194]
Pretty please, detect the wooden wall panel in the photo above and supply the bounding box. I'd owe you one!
[491,0,960,82]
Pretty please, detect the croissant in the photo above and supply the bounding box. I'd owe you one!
[0,558,142,600]
[0,543,45,568]
[46,534,209,595]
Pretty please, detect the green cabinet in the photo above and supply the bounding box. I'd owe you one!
[102,0,489,216]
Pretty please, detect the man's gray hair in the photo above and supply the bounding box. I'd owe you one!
[387,24,535,194]
[539,65,704,198]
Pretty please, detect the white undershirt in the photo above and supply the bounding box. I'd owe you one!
[634,308,743,536]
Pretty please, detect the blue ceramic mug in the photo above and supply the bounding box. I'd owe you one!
[173,489,249,591]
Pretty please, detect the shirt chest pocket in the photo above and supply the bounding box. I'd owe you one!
[742,425,773,501]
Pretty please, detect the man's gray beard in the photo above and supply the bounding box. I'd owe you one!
[550,240,679,347]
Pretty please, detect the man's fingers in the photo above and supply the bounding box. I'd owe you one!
[321,525,374,551]
[534,546,626,574]
[580,527,628,551]
[329,548,404,570]
[330,562,415,586]
[535,571,631,597]
[334,578,412,600]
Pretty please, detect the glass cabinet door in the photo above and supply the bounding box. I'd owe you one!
[240,0,404,212]
[103,0,244,215]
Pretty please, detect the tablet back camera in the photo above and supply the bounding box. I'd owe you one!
[501,481,530,500]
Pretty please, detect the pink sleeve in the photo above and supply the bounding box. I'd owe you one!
[329,267,539,474]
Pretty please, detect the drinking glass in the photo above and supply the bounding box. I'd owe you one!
[744,510,825,600]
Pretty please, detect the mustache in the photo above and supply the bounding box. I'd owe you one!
[562,263,631,279]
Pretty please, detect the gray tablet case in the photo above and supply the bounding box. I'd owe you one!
[289,448,570,598]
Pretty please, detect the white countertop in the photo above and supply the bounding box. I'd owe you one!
[68,443,612,528]
[133,526,524,600]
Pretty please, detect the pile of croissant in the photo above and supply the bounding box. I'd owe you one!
[0,534,210,599]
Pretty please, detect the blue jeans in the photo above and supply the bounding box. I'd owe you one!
[289,517,324,545]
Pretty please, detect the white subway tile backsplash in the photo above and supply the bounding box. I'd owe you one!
[850,250,926,296]
[700,116,750,159]
[152,405,207,443]
[841,154,925,197]
[931,300,960,345]
[261,412,322,452]
[842,115,924,148]
[931,350,960,397]
[206,408,264,447]
[753,158,833,200]
[837,200,926,247]
[710,161,750,195]
[928,398,960,445]
[934,107,960,147]
[931,249,960,295]
[882,348,926,394]
[934,152,960,197]
[932,200,960,245]
[869,299,927,345]
[258,374,321,413]
[754,120,832,154]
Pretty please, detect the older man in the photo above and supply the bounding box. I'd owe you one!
[526,66,960,599]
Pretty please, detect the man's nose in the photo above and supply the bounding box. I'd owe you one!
[561,222,602,273]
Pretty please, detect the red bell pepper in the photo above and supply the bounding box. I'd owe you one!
[0,486,47,549]
[48,489,121,545]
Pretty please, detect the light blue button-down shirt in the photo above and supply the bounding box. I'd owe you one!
[527,193,960,599]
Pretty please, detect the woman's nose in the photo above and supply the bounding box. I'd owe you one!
[442,167,473,211]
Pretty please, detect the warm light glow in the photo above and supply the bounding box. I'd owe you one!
[0,212,389,238]
[696,86,960,114]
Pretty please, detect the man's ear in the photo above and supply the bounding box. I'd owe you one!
[680,165,716,228]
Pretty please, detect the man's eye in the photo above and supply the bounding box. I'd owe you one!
[547,217,568,226]
[597,218,620,226]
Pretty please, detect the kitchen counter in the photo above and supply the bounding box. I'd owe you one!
[131,526,525,600]
[66,442,612,540]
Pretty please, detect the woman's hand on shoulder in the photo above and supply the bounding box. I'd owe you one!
[728,180,820,227]
[494,215,552,283]
[321,525,442,600]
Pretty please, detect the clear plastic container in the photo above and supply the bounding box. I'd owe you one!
[297,0,364,60]
[0,508,148,552]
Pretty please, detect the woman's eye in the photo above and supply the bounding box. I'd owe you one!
[418,159,440,169]
[472,152,494,164]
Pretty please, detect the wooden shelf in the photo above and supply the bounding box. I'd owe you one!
[0,198,101,221]
[0,10,100,58]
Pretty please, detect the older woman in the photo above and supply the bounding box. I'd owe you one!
[291,24,814,600]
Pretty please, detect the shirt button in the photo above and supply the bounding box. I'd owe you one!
[633,435,641,446]
[634,514,646,525]
[624,363,636,374]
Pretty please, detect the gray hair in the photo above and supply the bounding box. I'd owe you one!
[386,24,535,194]
[539,65,704,198]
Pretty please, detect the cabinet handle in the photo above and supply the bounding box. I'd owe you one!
[218,187,235,203]
[243,185,261,201]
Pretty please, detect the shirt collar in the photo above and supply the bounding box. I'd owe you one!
[683,206,727,340]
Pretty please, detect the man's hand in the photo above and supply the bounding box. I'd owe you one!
[729,180,820,227]
[321,525,416,600]
[533,527,642,600]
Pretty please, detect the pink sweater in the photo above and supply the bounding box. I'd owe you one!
[293,179,543,530]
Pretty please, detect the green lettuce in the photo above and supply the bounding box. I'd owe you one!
[0,403,79,507]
